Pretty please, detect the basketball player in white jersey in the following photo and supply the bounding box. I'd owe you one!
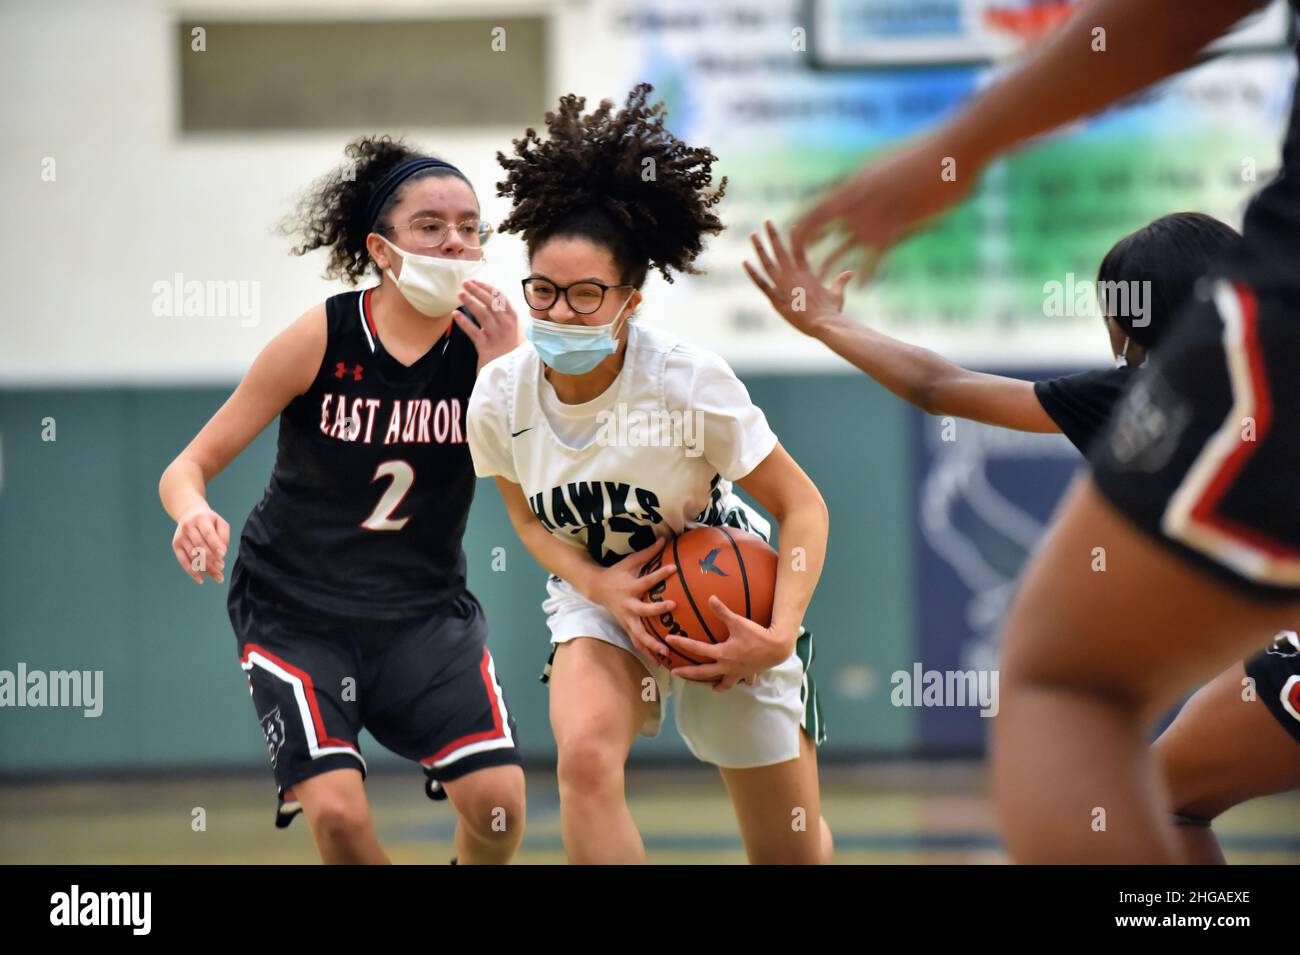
[458,85,833,864]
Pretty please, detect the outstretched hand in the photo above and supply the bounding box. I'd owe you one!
[744,219,854,337]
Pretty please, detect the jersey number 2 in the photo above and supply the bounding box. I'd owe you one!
[362,461,413,531]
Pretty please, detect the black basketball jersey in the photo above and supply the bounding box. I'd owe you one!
[235,288,479,619]
[1033,365,1137,455]
[1232,0,1300,286]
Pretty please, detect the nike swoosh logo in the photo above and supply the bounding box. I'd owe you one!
[511,427,533,438]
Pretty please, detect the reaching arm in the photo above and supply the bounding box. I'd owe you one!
[947,0,1268,172]
[746,222,1058,433]
[815,317,1058,432]
[793,0,1270,257]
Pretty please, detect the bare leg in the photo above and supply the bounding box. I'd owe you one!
[1154,660,1300,864]
[441,764,527,864]
[548,638,658,864]
[293,768,389,864]
[720,729,826,864]
[993,478,1300,863]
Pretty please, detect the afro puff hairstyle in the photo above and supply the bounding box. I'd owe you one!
[495,83,727,287]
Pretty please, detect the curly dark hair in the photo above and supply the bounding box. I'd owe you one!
[281,134,474,285]
[495,83,727,287]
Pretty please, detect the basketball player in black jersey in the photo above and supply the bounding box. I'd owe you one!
[790,0,1300,862]
[750,210,1300,863]
[159,137,525,864]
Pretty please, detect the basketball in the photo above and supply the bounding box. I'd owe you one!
[639,526,779,669]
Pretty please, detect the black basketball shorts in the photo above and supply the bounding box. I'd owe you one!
[1092,278,1300,601]
[1244,632,1300,745]
[227,560,521,827]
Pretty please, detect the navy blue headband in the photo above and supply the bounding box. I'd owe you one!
[366,157,466,233]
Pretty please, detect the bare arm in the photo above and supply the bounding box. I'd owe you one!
[493,476,612,601]
[667,442,832,691]
[493,476,679,665]
[945,0,1268,169]
[735,443,828,642]
[794,0,1269,255]
[814,316,1058,432]
[158,304,326,582]
[747,222,1058,433]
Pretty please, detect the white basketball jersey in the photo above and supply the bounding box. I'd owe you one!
[468,321,776,567]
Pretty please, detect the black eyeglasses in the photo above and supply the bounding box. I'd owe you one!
[521,277,634,315]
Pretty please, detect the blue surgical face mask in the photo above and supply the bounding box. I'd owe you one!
[527,294,634,375]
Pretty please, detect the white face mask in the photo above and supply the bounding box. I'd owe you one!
[380,236,484,317]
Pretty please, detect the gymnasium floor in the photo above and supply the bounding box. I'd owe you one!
[3,762,1298,864]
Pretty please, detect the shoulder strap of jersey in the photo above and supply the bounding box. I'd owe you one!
[322,288,374,355]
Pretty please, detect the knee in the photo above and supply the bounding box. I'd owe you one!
[555,733,625,798]
[456,772,526,842]
[1152,729,1231,821]
[307,794,373,846]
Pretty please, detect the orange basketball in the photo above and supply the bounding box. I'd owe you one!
[639,526,778,669]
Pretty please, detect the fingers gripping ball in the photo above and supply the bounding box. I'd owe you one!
[639,526,777,669]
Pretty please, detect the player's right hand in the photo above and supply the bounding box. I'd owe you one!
[585,537,678,668]
[172,505,230,585]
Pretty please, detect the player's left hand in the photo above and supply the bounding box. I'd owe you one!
[745,219,855,337]
[666,596,795,692]
[457,279,523,369]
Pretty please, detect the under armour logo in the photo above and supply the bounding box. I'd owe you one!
[335,362,363,381]
[699,548,727,576]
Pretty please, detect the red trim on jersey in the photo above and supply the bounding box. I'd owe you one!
[1187,283,1300,560]
[362,287,378,339]
[241,643,357,752]
[421,648,505,765]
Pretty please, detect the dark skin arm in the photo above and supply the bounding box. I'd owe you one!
[747,222,1059,432]
[793,0,1270,262]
